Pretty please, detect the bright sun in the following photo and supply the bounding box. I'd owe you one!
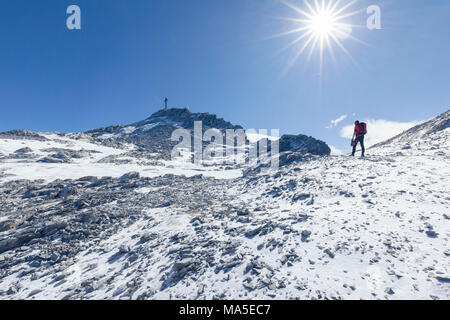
[274,0,364,75]
[309,11,335,36]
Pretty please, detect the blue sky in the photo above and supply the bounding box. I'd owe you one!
[0,0,449,152]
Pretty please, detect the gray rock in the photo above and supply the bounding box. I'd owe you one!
[30,260,41,268]
[119,245,132,254]
[237,209,250,216]
[140,232,157,243]
[128,253,139,263]
[292,193,310,202]
[0,129,48,141]
[15,147,33,154]
[41,222,68,237]
[278,134,331,155]
[37,156,68,163]
[50,253,59,262]
[426,230,438,238]
[0,232,36,254]
[436,276,450,283]
[28,289,42,297]
[324,249,335,259]
[301,230,312,242]
[77,176,98,183]
[56,185,78,198]
[0,220,14,232]
[6,287,17,295]
[167,258,198,284]
[119,172,140,181]
[385,288,395,295]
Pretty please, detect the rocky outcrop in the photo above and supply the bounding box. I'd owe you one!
[146,108,243,131]
[84,108,245,159]
[0,129,48,141]
[279,134,331,156]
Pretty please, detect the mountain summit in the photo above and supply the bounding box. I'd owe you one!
[84,108,330,160]
[85,108,245,158]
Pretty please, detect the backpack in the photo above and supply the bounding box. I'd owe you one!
[360,122,367,135]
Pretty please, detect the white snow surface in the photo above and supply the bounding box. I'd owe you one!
[0,133,242,182]
[0,119,449,300]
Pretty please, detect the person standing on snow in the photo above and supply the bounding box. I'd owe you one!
[352,120,367,157]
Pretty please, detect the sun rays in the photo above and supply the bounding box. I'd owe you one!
[274,0,366,75]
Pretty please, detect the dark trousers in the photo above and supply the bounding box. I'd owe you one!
[352,136,365,156]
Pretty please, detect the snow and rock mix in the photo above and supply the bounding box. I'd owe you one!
[0,109,448,300]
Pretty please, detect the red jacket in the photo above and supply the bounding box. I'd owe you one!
[354,124,365,137]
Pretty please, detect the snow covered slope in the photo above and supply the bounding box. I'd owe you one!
[372,109,450,148]
[0,109,448,300]
[0,129,242,183]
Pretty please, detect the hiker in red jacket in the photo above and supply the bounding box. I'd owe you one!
[352,121,367,157]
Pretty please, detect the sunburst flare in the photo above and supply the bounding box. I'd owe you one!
[274,0,366,75]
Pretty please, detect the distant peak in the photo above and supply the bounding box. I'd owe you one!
[150,107,191,119]
[146,107,242,130]
[371,109,450,148]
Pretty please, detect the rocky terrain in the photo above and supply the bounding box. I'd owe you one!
[0,109,448,300]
